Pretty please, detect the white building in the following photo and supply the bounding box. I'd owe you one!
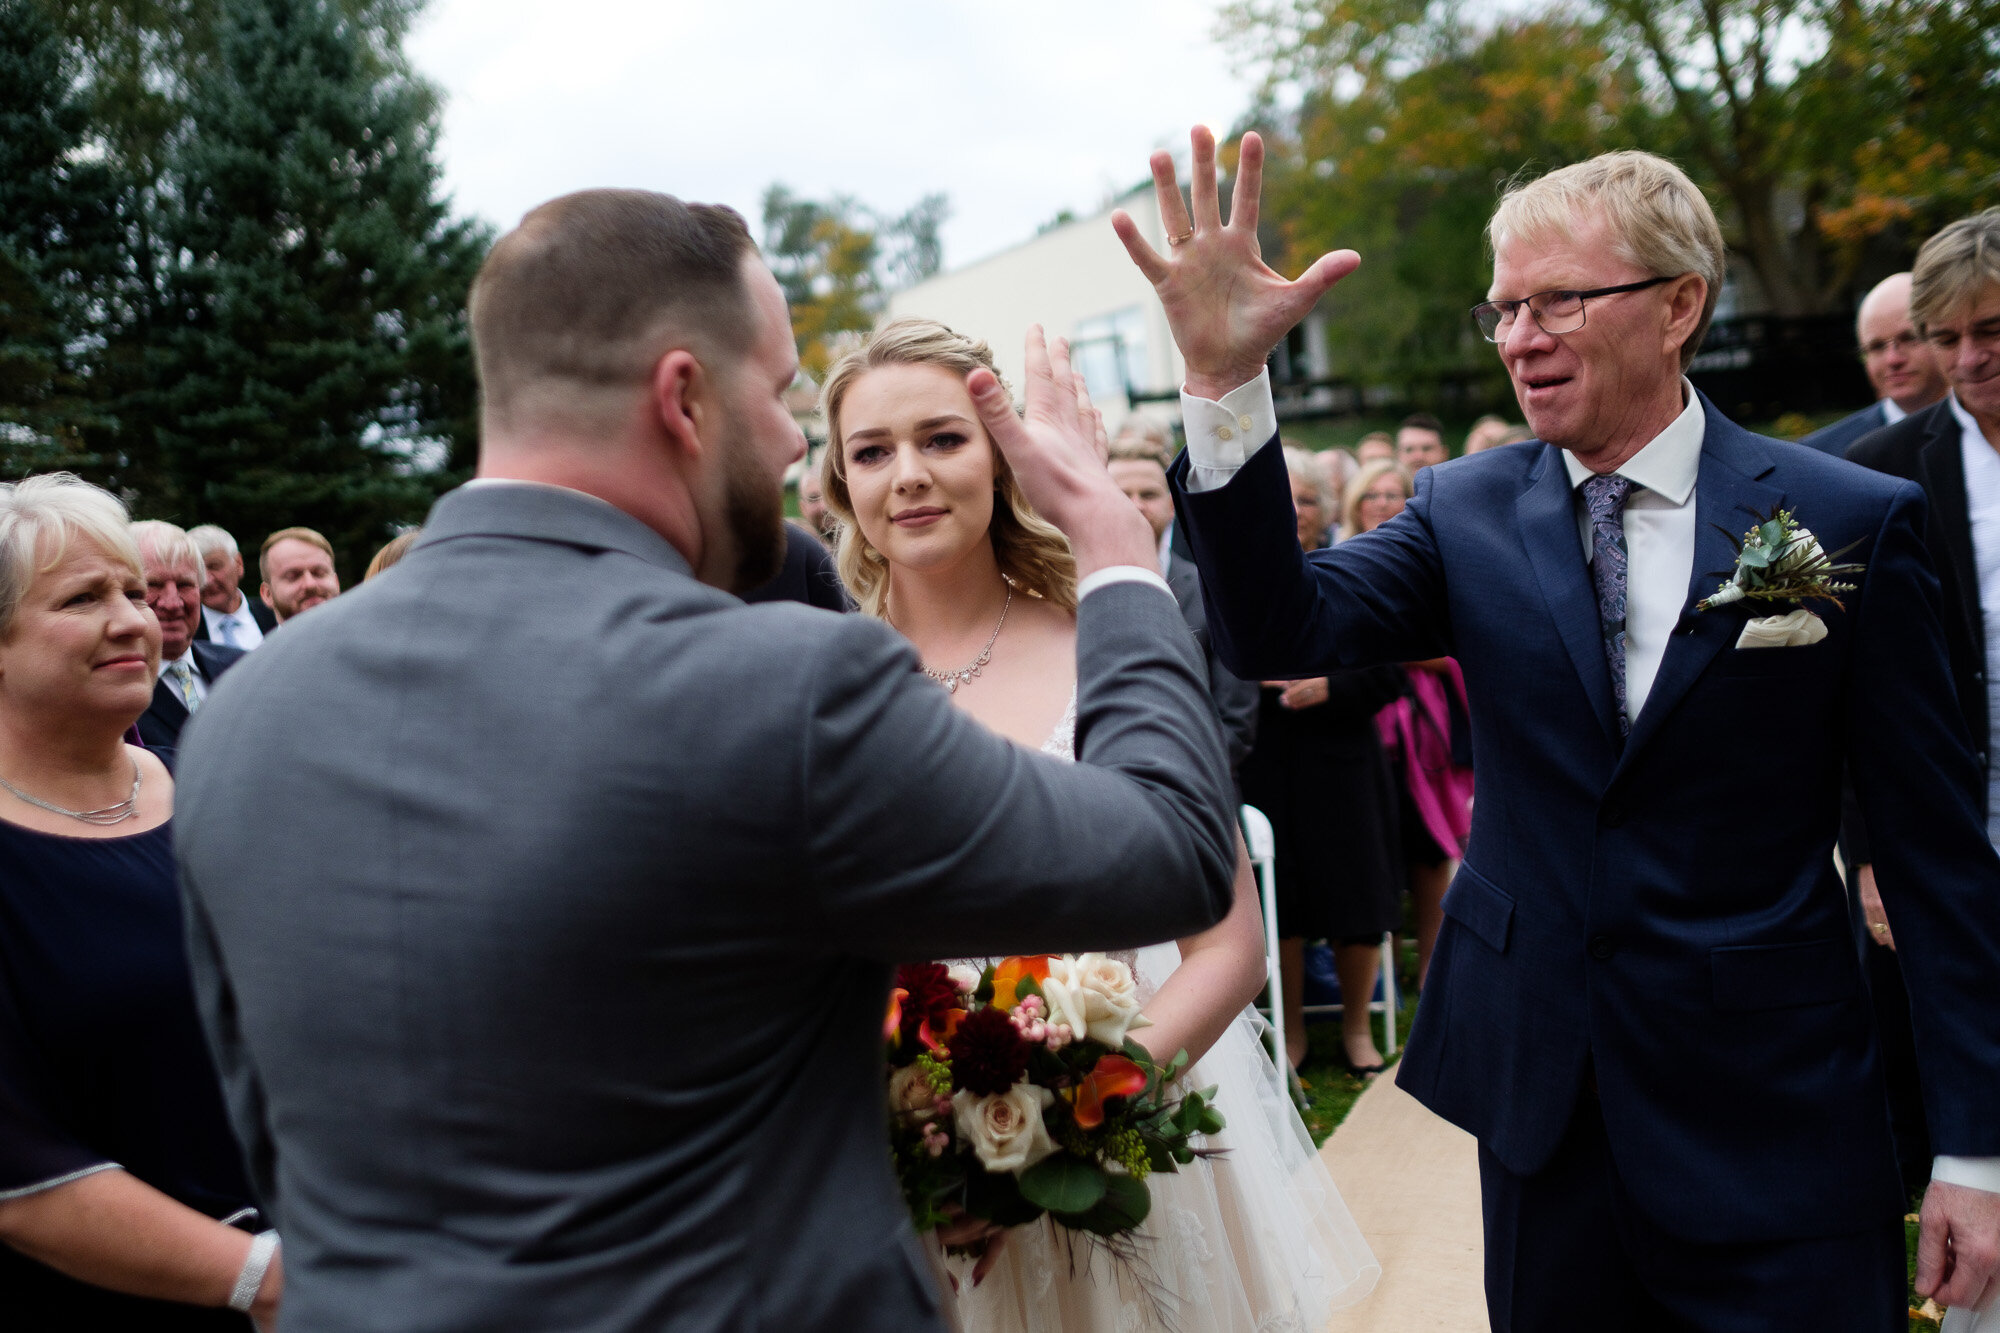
[885,185,1185,428]
[887,183,1337,428]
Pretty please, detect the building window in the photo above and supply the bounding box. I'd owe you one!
[1072,307,1149,402]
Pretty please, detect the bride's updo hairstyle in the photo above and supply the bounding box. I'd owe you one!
[820,318,1078,618]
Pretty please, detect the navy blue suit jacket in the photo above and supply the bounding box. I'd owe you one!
[1800,402,1889,455]
[1170,396,2000,1242]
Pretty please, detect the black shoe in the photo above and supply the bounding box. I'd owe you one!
[1339,1049,1386,1078]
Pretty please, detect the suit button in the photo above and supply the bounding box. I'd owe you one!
[1599,802,1627,828]
[1588,935,1616,961]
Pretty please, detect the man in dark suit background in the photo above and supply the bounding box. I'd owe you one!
[1800,271,1948,455]
[1121,127,2000,1328]
[173,189,1237,1333]
[189,524,276,649]
[132,520,245,760]
[1845,207,2000,1204]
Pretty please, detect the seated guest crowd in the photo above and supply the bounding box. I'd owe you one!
[2,197,1990,1328]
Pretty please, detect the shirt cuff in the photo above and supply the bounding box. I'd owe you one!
[1179,368,1278,494]
[1934,1156,2000,1194]
[1076,566,1176,602]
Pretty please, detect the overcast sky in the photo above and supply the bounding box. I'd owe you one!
[404,0,1260,271]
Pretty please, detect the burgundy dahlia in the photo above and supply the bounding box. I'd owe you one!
[947,1006,1032,1096]
[894,962,962,1049]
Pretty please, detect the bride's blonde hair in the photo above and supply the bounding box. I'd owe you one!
[819,318,1077,618]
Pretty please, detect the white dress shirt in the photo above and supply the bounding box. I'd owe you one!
[203,597,264,650]
[1558,383,1703,725]
[1880,397,1909,427]
[1951,393,2000,844]
[1183,372,2000,1194]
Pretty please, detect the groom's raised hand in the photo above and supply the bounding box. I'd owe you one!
[1113,126,1360,401]
[968,325,1157,577]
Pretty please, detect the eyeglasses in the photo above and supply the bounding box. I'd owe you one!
[1860,331,1925,358]
[1470,276,1676,342]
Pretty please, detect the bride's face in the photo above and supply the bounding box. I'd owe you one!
[839,362,999,574]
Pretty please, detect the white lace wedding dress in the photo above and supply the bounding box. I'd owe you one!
[943,699,1380,1333]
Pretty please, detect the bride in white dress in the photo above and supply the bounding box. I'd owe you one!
[817,317,1379,1332]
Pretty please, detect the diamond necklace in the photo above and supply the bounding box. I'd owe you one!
[913,587,1013,694]
[0,758,144,826]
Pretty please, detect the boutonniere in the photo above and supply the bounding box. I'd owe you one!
[1697,507,1865,647]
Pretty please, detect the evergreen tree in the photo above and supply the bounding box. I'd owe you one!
[0,0,118,476]
[150,0,488,574]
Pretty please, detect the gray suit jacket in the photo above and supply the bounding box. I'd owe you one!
[174,483,1236,1333]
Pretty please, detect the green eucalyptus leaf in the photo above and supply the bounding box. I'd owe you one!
[1018,1154,1108,1215]
[1071,1171,1152,1235]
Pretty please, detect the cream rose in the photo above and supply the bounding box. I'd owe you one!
[947,963,982,995]
[890,1064,939,1120]
[952,1084,1058,1174]
[1041,953,1150,1048]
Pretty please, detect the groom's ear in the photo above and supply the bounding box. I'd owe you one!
[650,348,710,463]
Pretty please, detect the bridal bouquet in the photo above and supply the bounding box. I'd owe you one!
[884,954,1224,1241]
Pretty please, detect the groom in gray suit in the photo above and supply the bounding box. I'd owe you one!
[172,190,1238,1332]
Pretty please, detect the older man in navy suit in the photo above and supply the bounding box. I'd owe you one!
[132,520,245,760]
[1121,129,2000,1328]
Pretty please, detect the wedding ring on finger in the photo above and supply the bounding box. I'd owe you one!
[1167,228,1194,246]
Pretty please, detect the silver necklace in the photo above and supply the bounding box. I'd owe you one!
[917,587,1013,694]
[0,758,143,826]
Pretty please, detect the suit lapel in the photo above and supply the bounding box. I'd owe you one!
[1517,445,1622,748]
[1618,415,1784,769]
[1917,410,1981,644]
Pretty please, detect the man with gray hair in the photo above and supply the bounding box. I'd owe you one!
[188,524,274,650]
[1132,128,2000,1326]
[132,520,247,757]
[1801,271,1949,455]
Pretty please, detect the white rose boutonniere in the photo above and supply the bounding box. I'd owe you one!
[952,1083,1058,1174]
[1697,507,1865,645]
[1041,953,1152,1049]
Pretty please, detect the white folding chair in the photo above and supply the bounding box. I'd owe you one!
[1239,804,1285,1063]
[1244,803,1399,1068]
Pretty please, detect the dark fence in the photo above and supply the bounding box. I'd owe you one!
[1688,314,1873,423]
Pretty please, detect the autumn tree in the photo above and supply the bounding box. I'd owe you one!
[761,186,949,378]
[1229,0,2000,332]
[1228,5,1659,394]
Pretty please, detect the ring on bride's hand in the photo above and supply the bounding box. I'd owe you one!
[1167,228,1194,246]
[1872,922,1888,933]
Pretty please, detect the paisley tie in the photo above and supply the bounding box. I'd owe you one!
[1583,474,1634,735]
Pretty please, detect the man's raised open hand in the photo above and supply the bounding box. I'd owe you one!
[967,325,1157,578]
[1113,126,1360,401]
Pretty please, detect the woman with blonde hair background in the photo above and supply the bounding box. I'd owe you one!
[0,475,279,1328]
[821,318,1376,1332]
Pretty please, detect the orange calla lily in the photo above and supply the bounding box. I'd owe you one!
[884,987,909,1043]
[1072,1053,1148,1130]
[918,1008,965,1052]
[989,954,1054,1011]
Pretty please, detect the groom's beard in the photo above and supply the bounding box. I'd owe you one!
[723,434,787,594]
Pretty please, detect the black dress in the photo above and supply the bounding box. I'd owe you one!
[0,817,256,1329]
[1238,666,1407,942]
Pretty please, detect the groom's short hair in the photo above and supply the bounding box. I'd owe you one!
[469,189,758,429]
[1488,151,1725,371]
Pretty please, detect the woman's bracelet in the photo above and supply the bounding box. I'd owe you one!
[227,1230,280,1313]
